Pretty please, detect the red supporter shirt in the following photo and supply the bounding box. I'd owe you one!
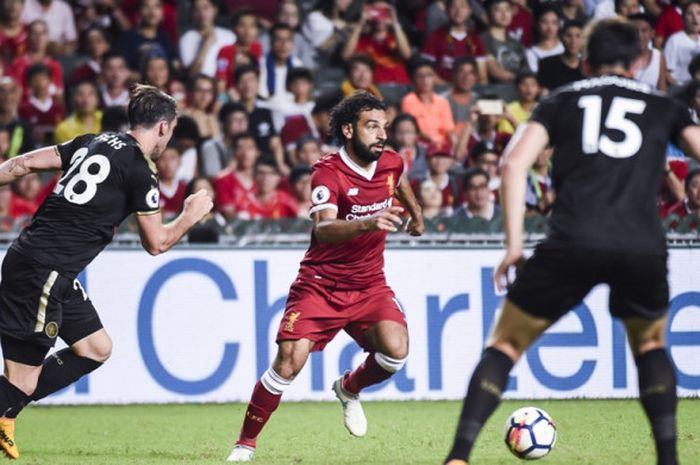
[656,6,683,43]
[421,27,486,82]
[508,6,533,47]
[236,189,299,219]
[69,61,101,86]
[214,170,255,212]
[281,114,325,150]
[661,200,698,230]
[216,42,263,90]
[355,32,409,84]
[10,194,37,218]
[300,147,403,288]
[0,26,28,65]
[10,55,64,97]
[159,180,187,216]
[18,96,65,134]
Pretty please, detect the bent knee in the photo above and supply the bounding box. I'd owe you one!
[273,350,308,380]
[74,335,112,363]
[273,359,304,380]
[380,339,409,361]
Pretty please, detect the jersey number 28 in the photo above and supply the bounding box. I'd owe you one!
[578,95,647,159]
[53,147,111,205]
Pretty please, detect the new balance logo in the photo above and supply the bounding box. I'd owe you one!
[348,188,359,196]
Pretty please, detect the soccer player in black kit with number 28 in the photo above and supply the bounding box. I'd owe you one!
[445,19,700,465]
[0,85,213,459]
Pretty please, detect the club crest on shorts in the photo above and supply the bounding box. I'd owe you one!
[284,311,301,332]
[44,321,59,338]
[311,186,330,205]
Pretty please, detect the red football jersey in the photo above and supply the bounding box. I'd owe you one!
[236,189,299,219]
[656,6,683,43]
[355,33,410,84]
[0,26,28,65]
[507,5,533,47]
[215,42,263,90]
[299,147,403,289]
[421,27,487,82]
[11,55,64,97]
[214,170,255,211]
[18,96,65,142]
[159,180,187,216]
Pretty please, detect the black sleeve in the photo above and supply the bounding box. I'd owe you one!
[55,134,96,171]
[668,99,695,147]
[127,154,161,216]
[529,93,559,140]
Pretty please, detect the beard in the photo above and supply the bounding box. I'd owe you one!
[350,135,385,164]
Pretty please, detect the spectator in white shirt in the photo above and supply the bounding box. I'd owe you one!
[99,51,130,108]
[258,23,303,103]
[21,0,76,55]
[271,67,315,132]
[180,0,235,78]
[665,0,700,86]
[526,6,564,73]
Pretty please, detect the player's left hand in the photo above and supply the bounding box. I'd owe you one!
[405,215,424,236]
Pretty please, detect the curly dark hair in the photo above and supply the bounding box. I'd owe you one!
[329,91,387,143]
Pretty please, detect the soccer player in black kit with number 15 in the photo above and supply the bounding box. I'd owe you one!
[0,85,213,459]
[445,19,700,465]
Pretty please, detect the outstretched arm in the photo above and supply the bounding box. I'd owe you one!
[0,146,63,186]
[136,189,213,255]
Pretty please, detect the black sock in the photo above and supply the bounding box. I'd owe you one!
[445,347,514,463]
[0,377,29,418]
[636,348,678,465]
[5,349,102,418]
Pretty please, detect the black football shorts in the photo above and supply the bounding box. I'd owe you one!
[0,249,103,364]
[507,242,669,322]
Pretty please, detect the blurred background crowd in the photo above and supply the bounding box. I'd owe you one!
[0,0,698,241]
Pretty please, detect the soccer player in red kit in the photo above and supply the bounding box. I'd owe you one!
[226,92,425,462]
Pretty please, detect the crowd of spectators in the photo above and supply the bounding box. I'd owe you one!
[0,0,697,240]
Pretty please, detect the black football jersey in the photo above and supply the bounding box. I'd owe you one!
[12,132,160,276]
[530,76,694,254]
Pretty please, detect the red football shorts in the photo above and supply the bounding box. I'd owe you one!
[276,277,407,352]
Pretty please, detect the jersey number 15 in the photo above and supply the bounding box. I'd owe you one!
[53,147,111,205]
[578,95,647,159]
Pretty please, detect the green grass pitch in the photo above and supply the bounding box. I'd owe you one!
[13,399,699,464]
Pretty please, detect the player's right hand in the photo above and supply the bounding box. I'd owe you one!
[363,206,404,232]
[183,189,214,221]
[494,249,525,292]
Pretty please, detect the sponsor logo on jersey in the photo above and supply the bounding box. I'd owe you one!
[283,311,301,332]
[348,187,359,196]
[146,187,160,209]
[345,197,393,220]
[311,185,331,205]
